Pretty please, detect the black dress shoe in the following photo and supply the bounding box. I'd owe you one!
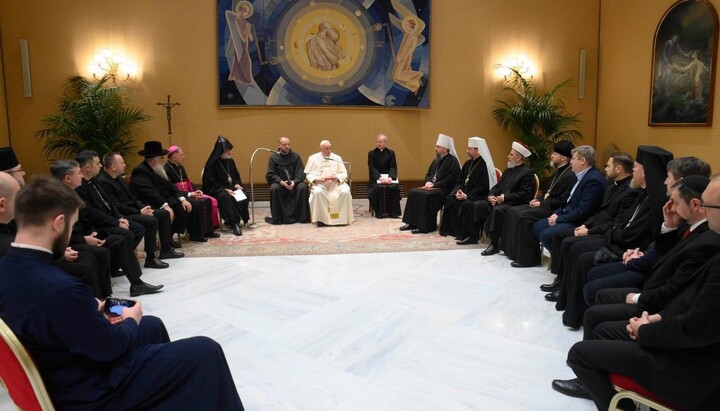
[206,232,221,238]
[551,378,590,399]
[545,290,560,301]
[232,224,243,236]
[540,277,561,292]
[439,231,448,237]
[411,228,426,234]
[510,261,533,268]
[264,216,280,225]
[129,282,164,297]
[456,237,478,245]
[190,236,208,242]
[143,257,169,269]
[399,224,414,231]
[170,240,182,249]
[159,250,184,259]
[480,243,499,256]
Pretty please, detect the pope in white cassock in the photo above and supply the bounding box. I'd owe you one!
[304,140,354,226]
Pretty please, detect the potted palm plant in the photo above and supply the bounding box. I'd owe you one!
[491,66,582,176]
[36,74,149,159]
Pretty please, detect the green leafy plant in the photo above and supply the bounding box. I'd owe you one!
[36,75,149,159]
[492,65,582,176]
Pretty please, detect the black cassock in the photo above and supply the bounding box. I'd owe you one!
[164,161,215,236]
[202,158,250,226]
[367,147,401,218]
[439,156,489,238]
[480,163,535,243]
[500,162,576,265]
[402,154,460,233]
[265,150,310,224]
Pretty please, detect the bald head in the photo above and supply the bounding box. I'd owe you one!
[0,171,21,224]
[278,136,291,154]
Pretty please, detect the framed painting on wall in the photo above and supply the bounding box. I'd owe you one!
[217,0,430,108]
[649,0,718,126]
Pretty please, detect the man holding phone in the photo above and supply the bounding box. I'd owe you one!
[0,177,244,410]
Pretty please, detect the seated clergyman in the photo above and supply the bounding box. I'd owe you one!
[304,140,354,226]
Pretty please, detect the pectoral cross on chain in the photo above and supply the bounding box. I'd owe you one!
[156,95,180,142]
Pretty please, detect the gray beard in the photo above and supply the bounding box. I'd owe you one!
[507,161,516,169]
[152,164,170,181]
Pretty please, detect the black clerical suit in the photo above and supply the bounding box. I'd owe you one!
[131,161,198,239]
[481,163,535,244]
[367,147,401,218]
[96,170,174,255]
[568,253,720,410]
[265,150,310,224]
[164,161,215,237]
[439,155,489,239]
[499,162,576,266]
[401,153,461,233]
[583,224,720,340]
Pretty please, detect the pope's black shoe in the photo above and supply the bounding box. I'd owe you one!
[144,257,169,269]
[232,224,243,236]
[129,282,164,297]
[456,236,478,245]
[545,290,560,301]
[399,224,414,231]
[551,378,591,399]
[159,249,184,259]
[481,243,499,256]
[540,277,561,292]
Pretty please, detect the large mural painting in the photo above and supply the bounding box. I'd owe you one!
[217,0,431,108]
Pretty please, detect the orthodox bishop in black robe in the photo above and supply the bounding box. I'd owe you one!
[400,134,461,234]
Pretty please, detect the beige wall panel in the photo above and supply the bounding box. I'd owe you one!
[0,0,599,182]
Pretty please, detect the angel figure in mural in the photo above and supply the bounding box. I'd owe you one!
[671,50,710,102]
[659,34,690,97]
[306,22,345,71]
[225,0,255,85]
[389,0,426,94]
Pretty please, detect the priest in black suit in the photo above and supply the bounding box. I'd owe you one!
[367,133,402,218]
[399,133,461,234]
[479,141,536,254]
[97,152,183,263]
[565,175,720,410]
[265,136,310,224]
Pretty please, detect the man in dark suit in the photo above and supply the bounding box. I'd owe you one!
[0,172,21,255]
[543,152,636,291]
[552,175,720,400]
[562,175,720,410]
[553,146,673,329]
[0,176,244,410]
[367,133,401,218]
[97,152,183,266]
[532,145,608,260]
[131,141,201,241]
[479,141,537,254]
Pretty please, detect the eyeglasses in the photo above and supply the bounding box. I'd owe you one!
[700,203,720,210]
[7,168,24,174]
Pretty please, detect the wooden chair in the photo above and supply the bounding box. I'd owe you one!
[0,318,55,410]
[608,373,675,411]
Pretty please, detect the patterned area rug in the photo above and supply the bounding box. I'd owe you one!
[175,200,484,257]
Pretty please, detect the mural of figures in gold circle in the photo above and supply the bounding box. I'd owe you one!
[217,0,431,108]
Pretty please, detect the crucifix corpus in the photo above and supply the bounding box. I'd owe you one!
[156,95,180,143]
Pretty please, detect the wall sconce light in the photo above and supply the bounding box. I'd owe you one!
[496,54,537,80]
[88,49,137,83]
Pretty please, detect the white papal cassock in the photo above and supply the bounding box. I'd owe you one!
[304,152,354,225]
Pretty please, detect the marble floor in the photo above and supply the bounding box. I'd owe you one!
[1,249,597,411]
